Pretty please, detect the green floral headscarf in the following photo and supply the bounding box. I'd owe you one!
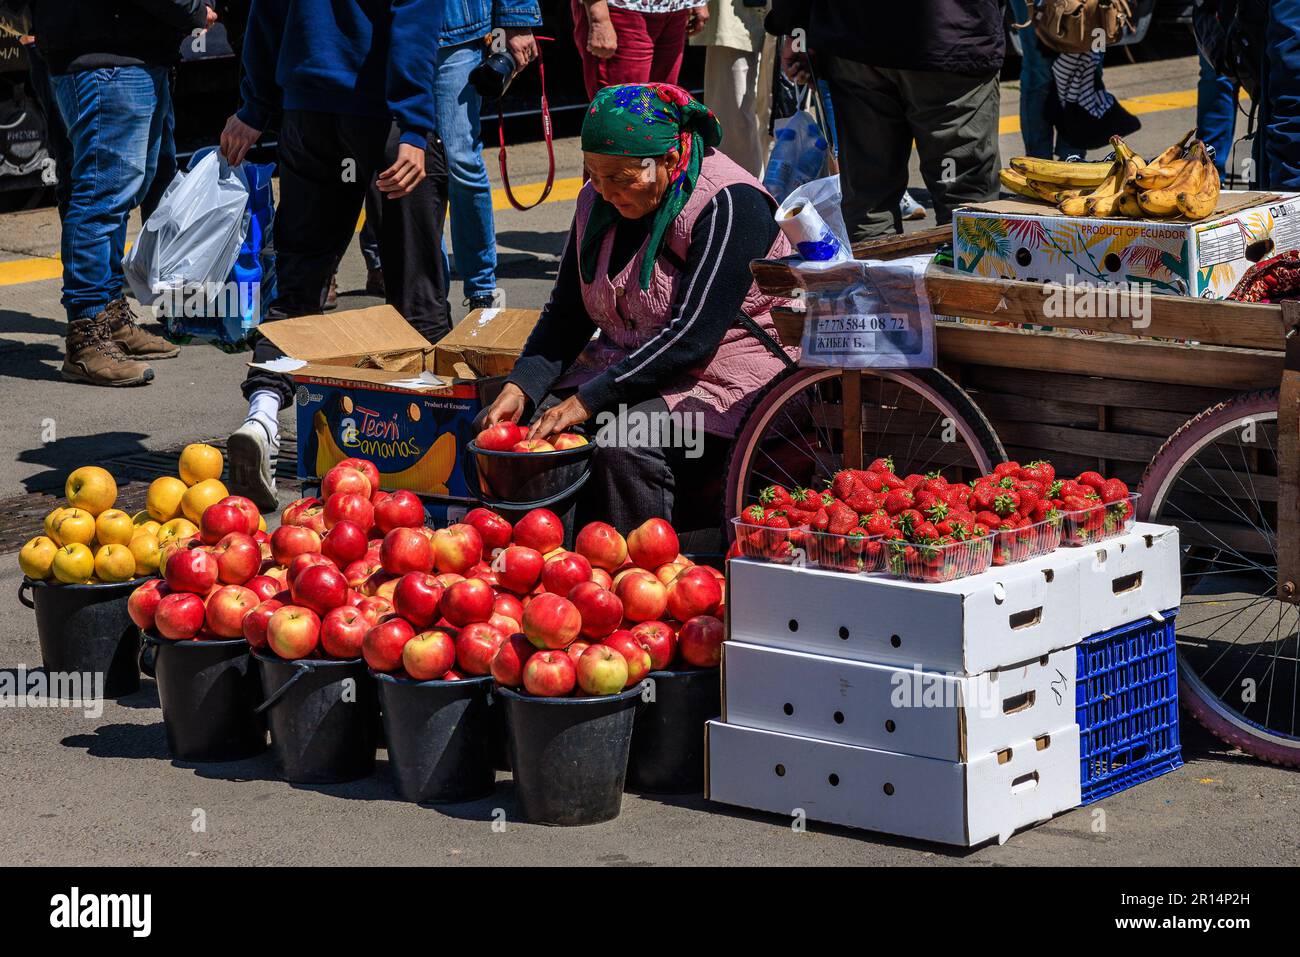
[579,83,723,290]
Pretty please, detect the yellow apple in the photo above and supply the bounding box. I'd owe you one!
[53,508,95,547]
[94,544,137,583]
[52,543,95,584]
[132,520,162,539]
[158,517,199,546]
[147,476,188,522]
[44,506,69,544]
[65,466,117,516]
[181,478,229,525]
[128,532,162,577]
[178,443,223,487]
[94,508,134,546]
[19,536,58,580]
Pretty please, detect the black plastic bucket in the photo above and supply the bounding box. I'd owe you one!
[626,667,721,794]
[19,576,145,698]
[373,672,496,803]
[491,691,511,772]
[253,653,378,784]
[463,441,593,548]
[500,684,641,826]
[140,633,266,762]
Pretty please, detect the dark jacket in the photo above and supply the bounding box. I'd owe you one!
[767,0,1006,75]
[32,0,210,75]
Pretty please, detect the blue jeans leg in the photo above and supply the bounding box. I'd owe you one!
[436,40,497,301]
[52,66,166,323]
[1009,0,1081,159]
[1196,54,1236,176]
[1260,0,1300,190]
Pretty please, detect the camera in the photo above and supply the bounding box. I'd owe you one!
[469,51,517,102]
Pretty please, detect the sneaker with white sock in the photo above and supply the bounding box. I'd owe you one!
[900,190,926,222]
[227,417,280,512]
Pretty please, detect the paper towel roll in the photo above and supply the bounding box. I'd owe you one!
[777,202,848,262]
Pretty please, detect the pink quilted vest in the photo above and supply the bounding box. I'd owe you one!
[555,148,796,435]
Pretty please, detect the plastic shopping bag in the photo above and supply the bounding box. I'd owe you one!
[124,149,250,325]
[763,100,826,203]
[795,254,936,370]
[776,174,851,263]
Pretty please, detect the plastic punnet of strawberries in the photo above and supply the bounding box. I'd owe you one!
[1054,469,1137,545]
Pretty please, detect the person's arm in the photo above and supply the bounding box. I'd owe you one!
[575,184,780,416]
[505,221,599,409]
[128,0,208,30]
[764,0,811,36]
[234,0,287,132]
[386,0,442,148]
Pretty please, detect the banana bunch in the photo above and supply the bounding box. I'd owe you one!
[1001,131,1221,222]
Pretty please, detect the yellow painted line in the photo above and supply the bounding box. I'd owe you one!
[0,86,1210,289]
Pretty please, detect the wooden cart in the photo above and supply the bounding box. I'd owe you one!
[745,227,1300,766]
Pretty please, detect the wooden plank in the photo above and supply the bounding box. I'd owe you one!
[842,371,862,470]
[962,364,1232,413]
[1277,301,1300,601]
[925,267,1289,351]
[993,420,1165,464]
[1109,406,1201,438]
[974,392,1100,428]
[937,324,1284,392]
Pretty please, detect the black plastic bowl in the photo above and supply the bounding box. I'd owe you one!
[465,439,594,506]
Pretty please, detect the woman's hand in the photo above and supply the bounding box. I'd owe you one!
[483,382,529,427]
[587,1,618,59]
[687,5,709,36]
[528,395,591,441]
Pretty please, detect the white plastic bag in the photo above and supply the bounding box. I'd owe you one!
[777,174,851,263]
[124,150,250,311]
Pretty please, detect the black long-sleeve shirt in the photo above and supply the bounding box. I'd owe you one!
[507,182,780,415]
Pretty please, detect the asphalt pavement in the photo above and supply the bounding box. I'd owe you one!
[1,54,1297,866]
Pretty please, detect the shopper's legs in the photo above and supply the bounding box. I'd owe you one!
[436,40,498,304]
[1260,0,1300,190]
[596,8,656,88]
[1197,54,1237,177]
[645,10,690,85]
[141,69,177,223]
[24,43,72,218]
[704,45,763,177]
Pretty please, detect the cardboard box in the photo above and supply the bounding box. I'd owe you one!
[1074,524,1181,638]
[431,308,538,379]
[705,720,1081,846]
[953,191,1299,299]
[252,306,485,499]
[721,641,1075,762]
[726,549,1083,675]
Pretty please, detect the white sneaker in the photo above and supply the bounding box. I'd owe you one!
[900,191,927,221]
[227,418,280,512]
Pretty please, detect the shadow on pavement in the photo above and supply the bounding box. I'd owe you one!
[16,430,152,493]
[0,309,65,338]
[0,337,64,383]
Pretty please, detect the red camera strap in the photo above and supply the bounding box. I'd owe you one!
[497,38,555,212]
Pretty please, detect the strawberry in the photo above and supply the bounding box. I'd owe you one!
[993,490,1021,517]
[812,507,829,532]
[903,473,926,491]
[867,456,894,474]
[924,499,950,522]
[742,504,765,524]
[1100,478,1129,504]
[1015,483,1041,515]
[827,501,858,536]
[1077,471,1106,491]
[993,461,1021,478]
[913,521,940,542]
[856,469,886,493]
[882,488,914,515]
[971,483,997,512]
[861,511,893,537]
[896,508,924,535]
[1017,460,1054,486]
[759,484,792,508]
[845,489,879,514]
[818,489,837,509]
[830,470,859,501]
[764,510,791,530]
[945,485,972,509]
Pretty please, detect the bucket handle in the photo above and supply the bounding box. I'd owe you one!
[17,579,34,609]
[463,448,593,512]
[138,635,157,679]
[254,660,311,715]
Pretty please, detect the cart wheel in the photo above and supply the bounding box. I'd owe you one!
[1139,389,1300,767]
[725,365,1006,521]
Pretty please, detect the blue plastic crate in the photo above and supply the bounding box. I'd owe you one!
[1076,610,1183,804]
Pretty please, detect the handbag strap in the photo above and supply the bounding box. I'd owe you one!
[496,37,555,212]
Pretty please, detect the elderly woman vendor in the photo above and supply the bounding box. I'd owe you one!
[482,83,795,533]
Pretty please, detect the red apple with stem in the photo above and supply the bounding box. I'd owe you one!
[270,525,321,566]
[322,519,369,567]
[211,531,261,585]
[439,578,495,627]
[128,579,171,630]
[577,644,629,695]
[432,523,483,574]
[374,489,424,533]
[392,572,444,628]
[200,499,253,545]
[490,632,536,687]
[522,592,582,650]
[321,463,373,500]
[512,508,564,554]
[154,592,206,640]
[320,605,371,659]
[603,630,652,687]
[462,507,513,551]
[523,650,576,697]
[336,457,381,496]
[380,526,434,575]
[665,566,723,621]
[614,571,668,623]
[632,620,677,671]
[266,604,322,659]
[245,574,281,602]
[541,551,592,596]
[455,622,506,676]
[291,562,350,616]
[574,521,628,571]
[205,584,259,638]
[403,629,457,680]
[362,616,415,672]
[627,518,680,570]
[494,545,543,594]
[164,547,218,595]
[678,614,725,667]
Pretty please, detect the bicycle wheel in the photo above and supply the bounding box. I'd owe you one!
[1139,390,1300,766]
[725,365,1006,520]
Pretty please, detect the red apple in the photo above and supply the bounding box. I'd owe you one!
[392,572,444,628]
[270,525,321,566]
[200,499,252,545]
[614,571,668,623]
[475,422,520,452]
[627,518,680,570]
[374,489,424,533]
[577,644,629,695]
[512,508,564,554]
[266,605,322,659]
[493,592,524,623]
[442,669,465,681]
[281,497,322,528]
[321,519,369,567]
[666,566,723,622]
[362,616,415,672]
[631,620,677,671]
[490,632,536,687]
[324,491,374,532]
[380,526,434,576]
[291,562,349,616]
[321,463,373,500]
[488,612,520,636]
[462,507,513,551]
[568,580,623,639]
[655,562,688,585]
[336,457,381,496]
[590,567,613,590]
[245,574,281,602]
[164,547,218,595]
[552,433,588,451]
[523,650,576,697]
[404,629,458,680]
[678,614,725,668]
[154,592,206,640]
[343,558,382,589]
[440,578,495,627]
[355,595,393,625]
[204,584,259,638]
[220,496,261,536]
[288,551,335,584]
[565,639,592,668]
[242,598,282,651]
[512,439,554,453]
[432,523,483,575]
[541,551,592,596]
[575,522,627,571]
[495,545,543,594]
[522,592,582,650]
[211,531,261,585]
[456,621,506,676]
[603,630,652,687]
[127,579,170,630]
[319,605,370,659]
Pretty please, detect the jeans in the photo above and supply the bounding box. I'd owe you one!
[51,65,172,324]
[1009,0,1080,159]
[1257,0,1300,190]
[1197,54,1236,176]
[436,39,497,301]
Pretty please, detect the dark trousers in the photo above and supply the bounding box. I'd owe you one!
[822,55,1000,241]
[242,110,451,405]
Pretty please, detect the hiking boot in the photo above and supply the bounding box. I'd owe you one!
[365,267,386,298]
[104,297,180,359]
[227,417,280,512]
[62,315,155,387]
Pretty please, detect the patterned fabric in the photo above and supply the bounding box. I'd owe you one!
[609,0,698,12]
[579,83,723,290]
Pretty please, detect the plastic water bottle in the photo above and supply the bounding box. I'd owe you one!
[794,136,828,186]
[763,127,800,202]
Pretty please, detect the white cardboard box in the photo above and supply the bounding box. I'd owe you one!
[721,641,1075,762]
[1072,524,1181,637]
[727,549,1082,675]
[705,720,1081,847]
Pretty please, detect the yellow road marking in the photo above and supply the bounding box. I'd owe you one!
[0,86,1208,289]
